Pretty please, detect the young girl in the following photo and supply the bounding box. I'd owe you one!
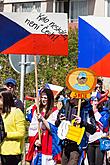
[26,88,61,165]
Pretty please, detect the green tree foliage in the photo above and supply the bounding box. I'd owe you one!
[0,27,78,96]
[68,27,78,68]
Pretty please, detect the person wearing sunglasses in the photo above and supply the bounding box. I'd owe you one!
[73,72,90,91]
[3,78,24,112]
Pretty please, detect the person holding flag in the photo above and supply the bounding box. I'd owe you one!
[25,88,61,165]
[87,94,110,165]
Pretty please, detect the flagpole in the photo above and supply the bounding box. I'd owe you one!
[34,56,41,143]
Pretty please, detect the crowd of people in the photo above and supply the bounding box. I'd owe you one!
[25,78,110,165]
[0,77,110,165]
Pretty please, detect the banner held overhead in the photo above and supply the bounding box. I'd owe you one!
[0,12,68,56]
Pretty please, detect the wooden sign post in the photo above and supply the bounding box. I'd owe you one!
[64,68,97,143]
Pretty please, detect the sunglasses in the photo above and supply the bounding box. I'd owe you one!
[6,83,15,88]
[80,77,86,79]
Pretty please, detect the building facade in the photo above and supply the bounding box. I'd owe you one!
[69,0,110,28]
[0,0,110,27]
[1,0,68,14]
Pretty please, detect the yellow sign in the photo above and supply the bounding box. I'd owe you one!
[66,68,97,96]
[70,92,91,99]
[66,125,85,145]
[57,120,85,145]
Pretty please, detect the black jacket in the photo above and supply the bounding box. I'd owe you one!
[0,114,6,144]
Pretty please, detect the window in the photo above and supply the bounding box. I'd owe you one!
[0,2,3,12]
[55,0,64,12]
[108,0,110,16]
[12,2,41,12]
[70,0,88,22]
[55,0,69,18]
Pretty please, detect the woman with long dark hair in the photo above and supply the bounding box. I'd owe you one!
[26,88,61,165]
[39,88,54,118]
[0,90,25,165]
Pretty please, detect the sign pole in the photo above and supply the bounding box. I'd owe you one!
[20,54,26,102]
[34,56,41,143]
[77,98,81,117]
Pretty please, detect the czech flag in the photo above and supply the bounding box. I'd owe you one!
[25,108,62,164]
[45,83,64,97]
[0,12,68,56]
[78,16,110,77]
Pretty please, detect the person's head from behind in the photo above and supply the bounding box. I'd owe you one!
[77,72,87,85]
[39,88,54,118]
[4,78,16,94]
[0,90,15,114]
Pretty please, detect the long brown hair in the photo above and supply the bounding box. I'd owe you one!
[39,88,54,119]
[0,90,15,114]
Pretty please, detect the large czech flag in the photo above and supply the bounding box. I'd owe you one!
[0,12,68,56]
[78,16,110,77]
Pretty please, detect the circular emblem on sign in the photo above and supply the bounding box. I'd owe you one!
[66,68,97,94]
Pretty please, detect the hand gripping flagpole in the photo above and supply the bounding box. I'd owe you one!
[34,56,41,144]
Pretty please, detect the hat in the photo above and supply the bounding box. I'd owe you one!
[4,78,16,86]
[78,72,87,79]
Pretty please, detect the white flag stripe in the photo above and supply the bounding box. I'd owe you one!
[80,16,110,41]
[1,12,68,35]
